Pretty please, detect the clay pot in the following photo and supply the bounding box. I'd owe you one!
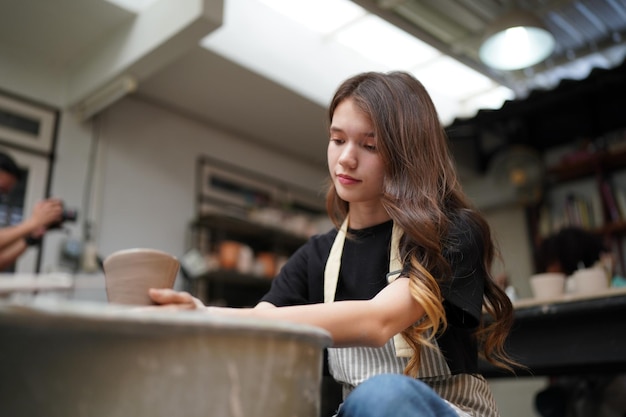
[572,267,609,294]
[218,241,242,270]
[103,248,179,305]
[529,272,565,300]
[0,301,332,417]
[236,244,254,274]
[255,252,276,278]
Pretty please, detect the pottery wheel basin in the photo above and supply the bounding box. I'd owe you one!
[0,300,332,417]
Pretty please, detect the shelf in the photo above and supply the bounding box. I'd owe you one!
[192,213,308,250]
[196,270,274,288]
[189,213,296,307]
[546,148,626,183]
[529,143,626,276]
[595,220,626,235]
[191,158,323,307]
[194,270,273,308]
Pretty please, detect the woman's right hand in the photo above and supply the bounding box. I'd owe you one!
[148,288,206,310]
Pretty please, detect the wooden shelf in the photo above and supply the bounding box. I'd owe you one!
[189,213,305,307]
[197,269,274,288]
[546,148,626,183]
[594,220,626,235]
[193,213,308,251]
[191,157,324,307]
[195,270,273,308]
[528,144,626,276]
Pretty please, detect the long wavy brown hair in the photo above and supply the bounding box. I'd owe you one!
[325,71,517,376]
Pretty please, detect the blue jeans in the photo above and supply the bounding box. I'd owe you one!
[337,374,459,417]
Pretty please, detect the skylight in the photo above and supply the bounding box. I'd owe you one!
[335,14,441,69]
[259,0,365,34]
[201,0,513,125]
[412,56,496,98]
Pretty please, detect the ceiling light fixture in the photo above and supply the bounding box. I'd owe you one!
[479,9,555,71]
[72,75,138,121]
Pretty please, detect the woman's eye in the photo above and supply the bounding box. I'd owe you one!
[364,144,377,151]
[330,138,344,144]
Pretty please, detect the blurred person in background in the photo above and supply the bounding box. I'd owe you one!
[537,227,610,277]
[0,152,63,270]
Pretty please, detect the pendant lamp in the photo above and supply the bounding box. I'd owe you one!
[479,9,555,71]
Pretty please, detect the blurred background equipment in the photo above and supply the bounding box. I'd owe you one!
[488,145,545,205]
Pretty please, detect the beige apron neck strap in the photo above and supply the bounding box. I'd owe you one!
[388,222,413,357]
[324,217,348,304]
[387,222,403,283]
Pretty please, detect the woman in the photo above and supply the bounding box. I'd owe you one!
[150,71,516,416]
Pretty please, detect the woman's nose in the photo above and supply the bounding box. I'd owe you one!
[338,144,357,168]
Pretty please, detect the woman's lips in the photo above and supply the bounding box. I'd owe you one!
[337,174,360,185]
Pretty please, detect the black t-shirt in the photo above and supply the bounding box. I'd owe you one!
[260,216,486,374]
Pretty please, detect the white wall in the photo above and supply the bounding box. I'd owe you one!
[483,204,535,298]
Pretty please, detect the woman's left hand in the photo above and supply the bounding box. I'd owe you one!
[148,288,206,310]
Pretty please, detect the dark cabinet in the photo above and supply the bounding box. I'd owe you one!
[185,213,308,307]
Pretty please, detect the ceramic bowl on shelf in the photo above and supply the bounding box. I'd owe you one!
[218,240,243,270]
[529,272,566,300]
[571,267,609,294]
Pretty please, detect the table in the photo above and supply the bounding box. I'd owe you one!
[480,287,626,378]
[0,273,73,294]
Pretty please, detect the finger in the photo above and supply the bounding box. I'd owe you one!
[148,287,177,303]
[192,297,206,309]
[149,304,196,311]
[149,288,194,305]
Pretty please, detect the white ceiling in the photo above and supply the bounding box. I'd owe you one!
[1,0,624,170]
[0,0,333,166]
[138,47,329,165]
[0,1,133,66]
